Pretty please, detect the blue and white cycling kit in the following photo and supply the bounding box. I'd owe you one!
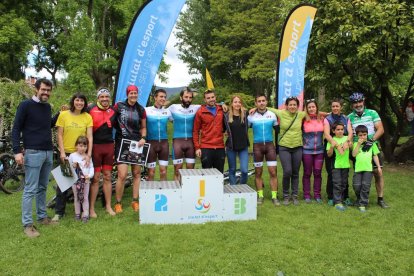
[168,104,201,139]
[145,106,172,141]
[247,110,278,144]
[247,110,278,167]
[168,104,201,164]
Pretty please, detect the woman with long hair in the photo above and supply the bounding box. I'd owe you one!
[223,95,249,185]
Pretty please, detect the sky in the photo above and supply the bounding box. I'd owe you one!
[24,24,198,88]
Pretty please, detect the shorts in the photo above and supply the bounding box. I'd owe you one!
[92,143,114,172]
[172,138,195,165]
[147,140,169,168]
[253,142,277,167]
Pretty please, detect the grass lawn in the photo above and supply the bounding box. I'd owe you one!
[1,160,414,275]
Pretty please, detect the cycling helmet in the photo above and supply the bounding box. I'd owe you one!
[349,92,365,103]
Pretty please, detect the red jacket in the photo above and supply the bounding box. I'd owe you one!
[193,104,224,150]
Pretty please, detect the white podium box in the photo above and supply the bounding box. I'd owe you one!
[222,184,257,221]
[139,181,182,224]
[180,169,224,223]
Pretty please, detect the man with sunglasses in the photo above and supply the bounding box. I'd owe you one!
[348,92,388,208]
[193,89,225,172]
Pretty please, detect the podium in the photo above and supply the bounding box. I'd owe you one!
[139,169,257,224]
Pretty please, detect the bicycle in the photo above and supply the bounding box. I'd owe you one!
[0,136,25,194]
[223,168,255,185]
[46,164,144,209]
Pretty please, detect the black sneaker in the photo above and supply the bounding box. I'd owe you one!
[377,199,389,209]
[257,197,264,205]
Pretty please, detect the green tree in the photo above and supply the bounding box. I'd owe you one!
[0,1,40,80]
[307,0,414,161]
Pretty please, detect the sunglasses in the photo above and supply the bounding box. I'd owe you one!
[306,98,316,103]
[286,96,298,100]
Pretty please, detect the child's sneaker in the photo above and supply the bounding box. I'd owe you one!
[315,198,323,204]
[131,201,139,212]
[257,196,264,205]
[358,206,366,213]
[114,203,123,214]
[335,203,346,211]
[327,199,334,206]
[304,198,312,204]
[74,214,81,221]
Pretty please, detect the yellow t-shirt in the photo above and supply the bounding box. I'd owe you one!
[56,110,93,153]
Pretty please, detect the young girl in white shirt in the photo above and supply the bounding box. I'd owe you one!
[69,136,94,222]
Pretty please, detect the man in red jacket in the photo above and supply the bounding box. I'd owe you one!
[193,89,225,173]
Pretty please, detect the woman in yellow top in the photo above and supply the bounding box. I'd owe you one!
[268,97,307,206]
[53,93,93,221]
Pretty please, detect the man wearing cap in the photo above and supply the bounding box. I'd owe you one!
[87,88,116,216]
[348,92,389,208]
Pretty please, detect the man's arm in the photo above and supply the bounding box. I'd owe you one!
[373,121,384,141]
[193,111,202,157]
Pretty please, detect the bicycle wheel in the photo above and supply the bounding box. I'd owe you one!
[0,153,25,194]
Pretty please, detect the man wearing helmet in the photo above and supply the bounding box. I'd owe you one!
[348,92,389,208]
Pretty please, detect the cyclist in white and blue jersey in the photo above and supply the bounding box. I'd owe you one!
[168,88,200,180]
[145,89,172,180]
[247,94,280,206]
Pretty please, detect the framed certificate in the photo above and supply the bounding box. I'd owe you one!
[117,139,150,165]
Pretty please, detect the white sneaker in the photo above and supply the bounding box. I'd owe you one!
[51,214,61,222]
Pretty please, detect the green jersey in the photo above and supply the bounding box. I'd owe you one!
[353,142,380,172]
[326,136,350,169]
[348,108,381,142]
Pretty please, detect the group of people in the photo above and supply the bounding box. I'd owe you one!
[12,78,389,238]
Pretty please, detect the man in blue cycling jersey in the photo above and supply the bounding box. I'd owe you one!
[168,88,200,180]
[247,94,280,206]
[145,89,172,180]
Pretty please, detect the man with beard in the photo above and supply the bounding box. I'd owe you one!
[348,92,388,208]
[87,88,116,217]
[193,89,225,173]
[12,78,57,238]
[168,88,201,180]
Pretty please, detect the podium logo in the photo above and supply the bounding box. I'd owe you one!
[195,180,211,213]
[234,198,246,214]
[155,194,168,212]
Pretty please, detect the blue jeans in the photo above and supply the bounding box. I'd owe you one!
[226,147,249,185]
[22,149,53,226]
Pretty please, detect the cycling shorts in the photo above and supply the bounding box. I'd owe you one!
[147,140,169,168]
[92,143,114,172]
[253,142,277,167]
[172,138,195,165]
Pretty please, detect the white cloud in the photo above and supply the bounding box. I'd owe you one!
[154,27,200,88]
